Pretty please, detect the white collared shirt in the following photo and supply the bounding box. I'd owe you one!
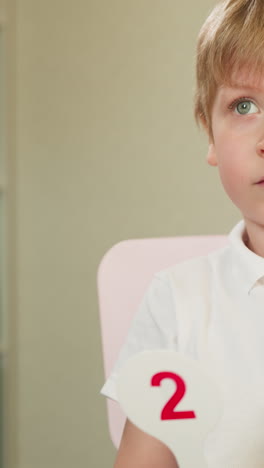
[101,220,264,467]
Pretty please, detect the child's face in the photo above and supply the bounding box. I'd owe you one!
[207,68,264,227]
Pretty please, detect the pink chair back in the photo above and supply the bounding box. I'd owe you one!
[97,235,228,448]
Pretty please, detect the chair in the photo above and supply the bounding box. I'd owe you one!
[97,235,228,448]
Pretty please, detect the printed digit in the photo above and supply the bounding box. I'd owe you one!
[151,371,196,420]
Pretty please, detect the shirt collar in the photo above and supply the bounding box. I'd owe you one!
[229,220,264,295]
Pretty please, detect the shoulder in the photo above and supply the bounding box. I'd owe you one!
[153,244,231,290]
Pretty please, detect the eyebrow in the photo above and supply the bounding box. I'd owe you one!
[224,82,263,92]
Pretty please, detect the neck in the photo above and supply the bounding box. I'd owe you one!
[243,219,264,258]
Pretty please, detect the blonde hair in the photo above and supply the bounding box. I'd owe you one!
[195,0,264,138]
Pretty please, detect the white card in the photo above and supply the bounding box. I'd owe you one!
[117,350,223,467]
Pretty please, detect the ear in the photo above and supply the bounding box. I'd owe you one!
[206,143,218,166]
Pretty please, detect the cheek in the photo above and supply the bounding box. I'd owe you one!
[214,137,247,198]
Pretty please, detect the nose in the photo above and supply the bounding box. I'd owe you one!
[256,139,264,157]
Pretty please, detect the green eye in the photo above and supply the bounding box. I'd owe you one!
[235,100,258,115]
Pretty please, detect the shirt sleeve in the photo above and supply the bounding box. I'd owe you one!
[100,269,178,401]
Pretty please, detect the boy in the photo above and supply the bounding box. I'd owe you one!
[101,0,264,466]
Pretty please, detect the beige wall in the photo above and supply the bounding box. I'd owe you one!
[5,0,240,467]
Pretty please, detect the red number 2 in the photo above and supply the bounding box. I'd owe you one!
[151,372,196,420]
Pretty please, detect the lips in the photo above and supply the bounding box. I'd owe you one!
[256,178,264,184]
